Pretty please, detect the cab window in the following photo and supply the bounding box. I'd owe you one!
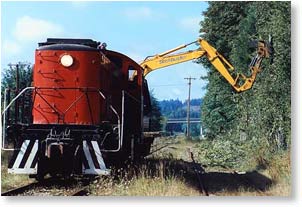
[128,66,137,89]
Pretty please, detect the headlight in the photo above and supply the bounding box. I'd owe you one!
[60,54,73,67]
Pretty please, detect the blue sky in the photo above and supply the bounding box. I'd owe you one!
[1,1,208,101]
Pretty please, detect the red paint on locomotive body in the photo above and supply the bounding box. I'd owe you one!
[33,48,106,125]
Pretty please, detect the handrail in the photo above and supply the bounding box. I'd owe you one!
[1,87,34,151]
[98,90,123,152]
[1,87,34,116]
[1,87,123,153]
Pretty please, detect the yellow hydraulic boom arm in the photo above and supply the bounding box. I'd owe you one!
[140,38,270,92]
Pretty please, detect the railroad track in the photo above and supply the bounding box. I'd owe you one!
[71,188,90,196]
[1,182,40,196]
[1,177,59,196]
[1,177,95,196]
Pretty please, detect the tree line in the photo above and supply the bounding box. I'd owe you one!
[158,98,202,136]
[159,98,202,118]
[198,1,290,165]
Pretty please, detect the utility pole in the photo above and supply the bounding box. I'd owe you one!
[184,76,196,139]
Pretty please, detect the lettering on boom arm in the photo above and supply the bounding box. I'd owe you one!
[158,55,186,64]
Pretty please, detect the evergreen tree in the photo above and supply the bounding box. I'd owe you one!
[200,1,290,152]
[159,98,202,134]
[1,63,33,93]
[228,4,259,140]
[240,1,291,150]
[1,63,33,123]
[199,2,250,139]
[149,91,163,131]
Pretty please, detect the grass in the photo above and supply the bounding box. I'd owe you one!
[1,136,291,196]
[150,135,199,161]
[88,136,205,196]
[260,151,291,196]
[91,175,201,196]
[89,136,290,196]
[195,137,291,196]
[1,151,32,192]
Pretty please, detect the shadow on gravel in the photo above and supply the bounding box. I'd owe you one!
[124,158,273,195]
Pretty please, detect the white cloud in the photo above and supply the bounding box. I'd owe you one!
[123,7,153,19]
[13,16,63,42]
[2,16,64,61]
[2,40,21,56]
[179,17,201,33]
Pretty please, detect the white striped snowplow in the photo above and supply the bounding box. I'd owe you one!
[82,140,110,175]
[5,124,115,179]
[8,140,39,174]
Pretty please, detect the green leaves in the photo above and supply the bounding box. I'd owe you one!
[200,2,248,139]
[1,63,32,91]
[199,1,290,168]
[149,91,163,131]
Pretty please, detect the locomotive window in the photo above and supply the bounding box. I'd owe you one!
[128,66,137,89]
[128,66,136,81]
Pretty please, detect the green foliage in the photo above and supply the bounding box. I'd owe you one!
[1,63,33,144]
[149,91,163,131]
[1,63,33,92]
[1,63,33,122]
[230,5,257,73]
[198,138,247,169]
[1,63,33,108]
[200,2,250,139]
[159,98,202,118]
[254,1,291,150]
[199,1,290,168]
[198,135,289,174]
[159,99,202,136]
[232,1,291,152]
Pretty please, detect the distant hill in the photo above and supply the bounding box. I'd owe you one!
[159,98,202,118]
[158,98,202,136]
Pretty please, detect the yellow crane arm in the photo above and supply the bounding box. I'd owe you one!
[140,38,270,92]
[141,49,206,76]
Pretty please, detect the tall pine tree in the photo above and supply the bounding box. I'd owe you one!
[199,2,250,139]
[241,1,291,150]
[200,1,290,151]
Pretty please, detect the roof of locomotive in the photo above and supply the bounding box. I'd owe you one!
[37,44,100,51]
[37,38,100,51]
[37,38,143,70]
[102,50,143,70]
[38,38,99,47]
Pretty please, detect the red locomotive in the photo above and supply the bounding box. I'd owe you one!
[5,38,152,179]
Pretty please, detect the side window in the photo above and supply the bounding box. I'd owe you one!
[128,66,137,89]
[128,66,136,81]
